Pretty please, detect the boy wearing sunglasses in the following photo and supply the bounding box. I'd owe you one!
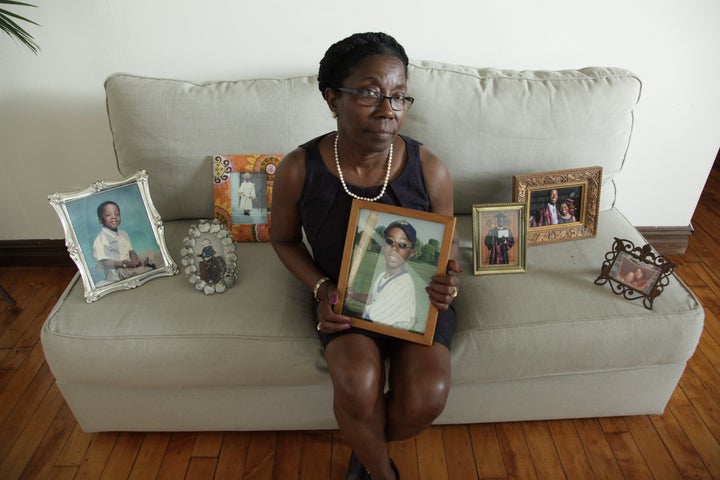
[348,220,418,329]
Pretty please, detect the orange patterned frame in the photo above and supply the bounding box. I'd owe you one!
[213,154,283,242]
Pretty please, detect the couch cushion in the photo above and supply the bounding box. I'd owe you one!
[42,209,702,391]
[404,62,641,213]
[104,64,641,220]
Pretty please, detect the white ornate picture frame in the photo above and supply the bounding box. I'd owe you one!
[181,219,237,294]
[48,170,177,302]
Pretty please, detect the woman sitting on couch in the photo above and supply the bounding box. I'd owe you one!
[271,32,461,480]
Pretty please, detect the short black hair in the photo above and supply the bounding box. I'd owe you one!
[97,201,120,220]
[318,32,409,97]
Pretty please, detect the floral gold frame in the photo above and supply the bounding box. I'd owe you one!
[213,154,282,242]
[513,166,602,246]
[594,238,676,310]
[472,203,527,275]
[334,200,456,345]
[48,170,177,303]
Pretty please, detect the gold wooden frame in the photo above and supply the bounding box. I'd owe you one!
[513,166,602,246]
[334,200,456,345]
[472,203,527,275]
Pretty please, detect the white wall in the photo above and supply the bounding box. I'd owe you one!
[1,0,718,240]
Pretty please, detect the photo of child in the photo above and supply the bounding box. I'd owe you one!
[92,200,163,285]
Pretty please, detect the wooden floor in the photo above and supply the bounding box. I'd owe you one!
[1,167,719,479]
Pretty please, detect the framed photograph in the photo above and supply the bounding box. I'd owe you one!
[48,170,177,303]
[334,200,456,346]
[594,237,676,310]
[181,219,237,295]
[213,154,282,242]
[513,166,602,246]
[472,203,527,275]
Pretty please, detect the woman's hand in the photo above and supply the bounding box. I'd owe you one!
[426,259,463,311]
[316,283,352,333]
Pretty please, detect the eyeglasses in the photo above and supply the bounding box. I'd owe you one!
[384,237,411,250]
[337,88,414,111]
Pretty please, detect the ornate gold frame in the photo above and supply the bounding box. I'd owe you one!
[513,166,602,246]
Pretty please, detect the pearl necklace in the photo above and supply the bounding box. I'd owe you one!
[334,133,393,202]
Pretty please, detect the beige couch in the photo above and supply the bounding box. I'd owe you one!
[41,61,704,432]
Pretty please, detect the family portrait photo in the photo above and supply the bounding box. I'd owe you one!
[528,185,583,228]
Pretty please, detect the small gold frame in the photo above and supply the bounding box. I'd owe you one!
[471,203,527,275]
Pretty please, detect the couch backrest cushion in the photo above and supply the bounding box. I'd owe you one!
[105,63,640,220]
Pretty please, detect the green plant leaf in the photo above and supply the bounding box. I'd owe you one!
[0,1,39,54]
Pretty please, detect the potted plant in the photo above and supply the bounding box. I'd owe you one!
[0,1,39,54]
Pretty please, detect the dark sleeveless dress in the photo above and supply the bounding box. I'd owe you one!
[300,133,456,349]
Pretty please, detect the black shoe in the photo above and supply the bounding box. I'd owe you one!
[346,451,370,480]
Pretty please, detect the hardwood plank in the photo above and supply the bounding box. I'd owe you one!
[127,432,170,480]
[522,421,566,480]
[649,410,713,479]
[56,425,95,468]
[0,268,72,349]
[388,437,418,480]
[100,432,144,480]
[0,362,54,463]
[416,425,449,480]
[48,466,80,480]
[0,384,65,480]
[329,432,352,480]
[74,432,119,480]
[17,402,76,480]
[156,432,196,480]
[0,342,45,425]
[679,363,720,445]
[299,431,332,480]
[546,419,595,480]
[667,385,720,478]
[604,431,654,479]
[572,418,623,479]
[214,432,250,480]
[243,431,276,480]
[496,422,538,480]
[624,415,683,480]
[441,425,478,480]
[193,432,224,458]
[271,431,302,480]
[186,457,219,480]
[468,423,506,479]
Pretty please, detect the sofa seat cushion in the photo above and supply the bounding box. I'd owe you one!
[451,209,703,385]
[42,210,703,391]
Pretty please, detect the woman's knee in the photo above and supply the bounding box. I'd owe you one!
[332,367,384,419]
[394,377,450,423]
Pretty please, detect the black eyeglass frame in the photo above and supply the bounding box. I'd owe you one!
[336,87,415,111]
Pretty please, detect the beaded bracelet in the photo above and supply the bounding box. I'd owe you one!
[312,276,331,302]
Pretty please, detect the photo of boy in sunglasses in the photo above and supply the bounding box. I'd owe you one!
[345,220,417,329]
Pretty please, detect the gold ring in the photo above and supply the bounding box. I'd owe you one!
[316,322,322,331]
[450,287,458,298]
